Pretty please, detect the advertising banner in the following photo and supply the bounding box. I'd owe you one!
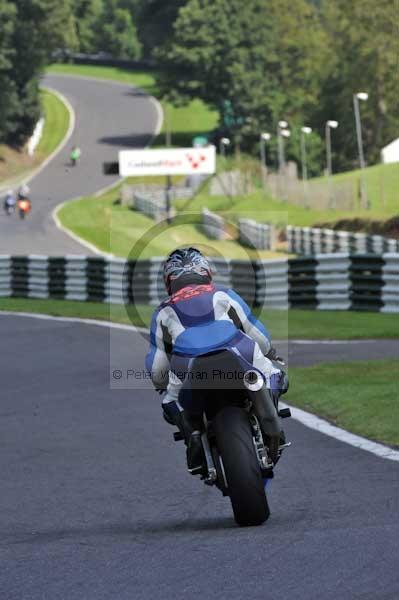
[119,146,216,177]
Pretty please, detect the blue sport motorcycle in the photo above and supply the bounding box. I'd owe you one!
[170,321,291,527]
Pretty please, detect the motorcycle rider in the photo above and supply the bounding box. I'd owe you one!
[4,189,15,214]
[70,145,81,166]
[17,183,30,201]
[145,247,287,470]
[17,184,31,217]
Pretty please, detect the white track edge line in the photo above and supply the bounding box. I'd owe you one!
[1,310,398,463]
[0,310,149,334]
[279,402,399,462]
[52,196,116,257]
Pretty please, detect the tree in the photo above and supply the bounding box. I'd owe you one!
[72,0,103,54]
[70,0,141,59]
[134,0,187,59]
[0,0,18,142]
[319,0,399,170]
[94,0,141,59]
[1,0,76,146]
[157,0,327,171]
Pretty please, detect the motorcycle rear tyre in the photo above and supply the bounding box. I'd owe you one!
[213,406,270,526]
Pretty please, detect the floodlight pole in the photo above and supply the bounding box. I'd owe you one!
[325,120,338,209]
[277,121,289,200]
[166,175,172,224]
[301,126,312,208]
[353,92,369,208]
[260,132,271,192]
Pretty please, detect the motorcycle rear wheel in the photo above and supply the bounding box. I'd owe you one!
[213,406,270,526]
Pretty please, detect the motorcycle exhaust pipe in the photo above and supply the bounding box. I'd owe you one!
[244,370,281,463]
[243,369,264,392]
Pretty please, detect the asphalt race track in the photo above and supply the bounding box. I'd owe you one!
[0,74,160,256]
[1,314,398,600]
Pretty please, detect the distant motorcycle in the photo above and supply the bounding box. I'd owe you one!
[70,146,81,167]
[4,191,15,216]
[170,331,291,527]
[17,197,31,220]
[4,201,15,216]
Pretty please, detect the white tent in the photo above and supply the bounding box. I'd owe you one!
[381,138,399,164]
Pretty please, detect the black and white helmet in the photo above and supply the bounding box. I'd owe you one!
[163,247,212,294]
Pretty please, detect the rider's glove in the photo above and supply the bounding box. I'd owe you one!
[265,347,279,361]
[266,347,285,365]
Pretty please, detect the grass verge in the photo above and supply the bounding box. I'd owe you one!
[287,360,399,447]
[310,162,399,216]
[0,297,153,328]
[47,63,158,92]
[37,88,70,156]
[47,63,218,148]
[57,186,285,259]
[2,298,399,340]
[0,89,70,188]
[175,168,399,229]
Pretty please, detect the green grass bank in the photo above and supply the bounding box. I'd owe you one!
[57,185,285,260]
[288,360,399,447]
[2,297,399,340]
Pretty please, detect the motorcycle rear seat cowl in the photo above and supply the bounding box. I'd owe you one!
[173,320,238,357]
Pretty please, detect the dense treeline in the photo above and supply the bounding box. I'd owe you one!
[72,0,140,60]
[0,0,75,147]
[0,0,183,147]
[1,0,397,176]
[0,0,141,147]
[155,0,399,174]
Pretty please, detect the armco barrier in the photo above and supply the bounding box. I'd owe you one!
[202,208,227,240]
[1,254,398,312]
[382,253,399,313]
[288,225,399,255]
[238,219,273,250]
[134,192,166,220]
[256,260,289,309]
[132,188,192,220]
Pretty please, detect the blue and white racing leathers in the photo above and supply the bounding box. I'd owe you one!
[145,283,281,410]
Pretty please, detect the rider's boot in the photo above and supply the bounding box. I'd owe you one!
[184,413,206,472]
[163,403,205,471]
[186,430,205,472]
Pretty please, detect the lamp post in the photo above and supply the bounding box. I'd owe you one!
[277,121,290,200]
[300,126,312,208]
[219,137,231,195]
[260,132,271,191]
[353,91,369,208]
[219,137,230,160]
[325,120,339,208]
[277,121,289,176]
[164,102,172,147]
